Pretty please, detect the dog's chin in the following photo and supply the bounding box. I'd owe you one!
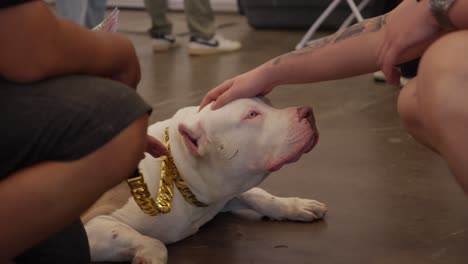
[267,131,318,172]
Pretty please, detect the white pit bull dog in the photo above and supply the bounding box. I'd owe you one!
[84,97,327,264]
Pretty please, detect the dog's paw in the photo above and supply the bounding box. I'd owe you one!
[278,197,327,222]
[132,240,168,264]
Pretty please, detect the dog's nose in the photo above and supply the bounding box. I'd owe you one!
[297,107,315,124]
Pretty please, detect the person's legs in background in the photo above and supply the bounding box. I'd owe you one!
[184,0,241,55]
[144,0,241,54]
[184,0,215,40]
[144,0,178,51]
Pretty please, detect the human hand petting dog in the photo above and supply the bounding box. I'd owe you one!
[199,67,275,110]
[199,0,451,108]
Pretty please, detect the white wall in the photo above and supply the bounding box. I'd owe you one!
[106,0,238,12]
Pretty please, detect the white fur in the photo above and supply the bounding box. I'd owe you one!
[85,98,327,264]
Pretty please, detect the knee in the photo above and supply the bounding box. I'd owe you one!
[410,31,468,143]
[60,76,152,188]
[417,31,468,110]
[396,32,468,128]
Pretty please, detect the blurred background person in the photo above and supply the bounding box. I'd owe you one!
[144,0,241,55]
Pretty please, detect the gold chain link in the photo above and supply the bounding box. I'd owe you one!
[127,127,208,216]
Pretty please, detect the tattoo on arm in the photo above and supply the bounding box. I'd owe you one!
[335,22,366,42]
[271,15,387,66]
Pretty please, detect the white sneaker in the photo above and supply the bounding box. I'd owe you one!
[188,34,241,55]
[151,34,178,52]
[373,70,387,82]
[373,70,412,87]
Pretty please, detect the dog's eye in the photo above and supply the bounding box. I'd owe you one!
[246,111,258,119]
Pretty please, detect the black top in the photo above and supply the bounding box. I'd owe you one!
[0,0,32,9]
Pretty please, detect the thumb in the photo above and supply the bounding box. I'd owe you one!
[145,135,169,158]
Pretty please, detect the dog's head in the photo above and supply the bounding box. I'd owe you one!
[169,97,318,198]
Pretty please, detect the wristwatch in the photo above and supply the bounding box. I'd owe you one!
[430,0,457,31]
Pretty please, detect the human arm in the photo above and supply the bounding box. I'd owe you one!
[0,1,140,88]
[200,0,468,110]
[0,1,170,157]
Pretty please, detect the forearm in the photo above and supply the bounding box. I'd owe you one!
[0,1,135,85]
[259,0,468,87]
[259,15,424,86]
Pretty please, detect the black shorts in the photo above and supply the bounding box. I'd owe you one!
[0,75,151,263]
[0,74,151,178]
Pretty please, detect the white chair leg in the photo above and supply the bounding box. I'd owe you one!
[295,0,371,50]
[295,0,342,50]
[339,0,372,30]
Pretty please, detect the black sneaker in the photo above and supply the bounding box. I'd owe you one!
[188,34,241,55]
[151,33,178,52]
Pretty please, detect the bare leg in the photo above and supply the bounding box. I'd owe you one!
[0,115,148,261]
[398,30,468,193]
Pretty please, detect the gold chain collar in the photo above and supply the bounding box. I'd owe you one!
[127,127,208,216]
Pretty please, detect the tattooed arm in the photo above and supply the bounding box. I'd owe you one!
[199,15,402,110]
[200,0,468,110]
[268,15,392,82]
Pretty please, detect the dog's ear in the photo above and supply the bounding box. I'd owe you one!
[178,123,205,157]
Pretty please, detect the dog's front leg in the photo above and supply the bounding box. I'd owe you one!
[224,187,327,222]
[85,216,167,264]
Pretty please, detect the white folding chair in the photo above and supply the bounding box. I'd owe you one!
[295,0,372,50]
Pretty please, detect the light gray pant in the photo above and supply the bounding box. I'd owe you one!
[55,0,107,29]
[144,0,215,39]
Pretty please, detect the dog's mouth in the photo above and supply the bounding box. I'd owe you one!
[267,129,319,172]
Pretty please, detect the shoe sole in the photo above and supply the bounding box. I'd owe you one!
[189,47,240,56]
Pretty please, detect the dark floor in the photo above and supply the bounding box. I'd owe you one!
[116,9,467,264]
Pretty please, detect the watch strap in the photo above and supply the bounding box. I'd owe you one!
[430,0,457,31]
